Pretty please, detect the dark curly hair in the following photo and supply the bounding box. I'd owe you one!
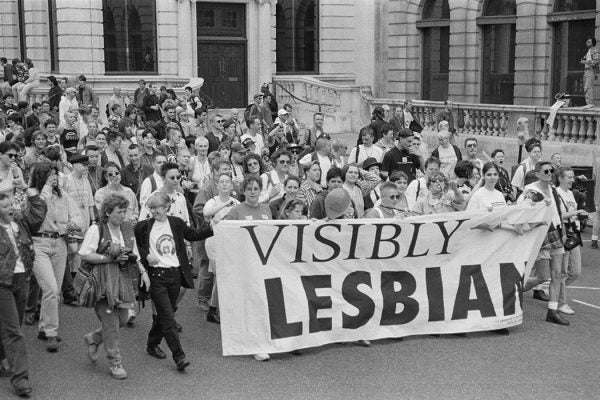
[99,193,130,224]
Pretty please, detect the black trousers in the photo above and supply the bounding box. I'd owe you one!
[0,273,29,386]
[147,267,184,361]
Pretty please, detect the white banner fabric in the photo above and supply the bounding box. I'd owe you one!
[214,204,552,356]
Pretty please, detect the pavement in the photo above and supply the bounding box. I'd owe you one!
[2,235,600,400]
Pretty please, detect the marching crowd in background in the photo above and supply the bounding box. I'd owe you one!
[0,56,596,397]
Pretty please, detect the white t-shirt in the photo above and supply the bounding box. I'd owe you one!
[149,219,179,268]
[241,132,264,155]
[556,187,579,229]
[139,172,164,210]
[204,195,240,225]
[79,224,128,256]
[348,145,384,165]
[466,187,506,210]
[1,222,24,273]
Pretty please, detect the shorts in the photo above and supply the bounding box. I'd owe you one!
[537,246,565,260]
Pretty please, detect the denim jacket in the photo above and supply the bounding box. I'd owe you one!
[0,194,47,286]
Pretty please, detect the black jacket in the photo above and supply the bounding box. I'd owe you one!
[134,216,213,289]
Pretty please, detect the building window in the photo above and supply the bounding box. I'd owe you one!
[276,0,319,74]
[478,0,516,104]
[417,0,450,101]
[549,1,596,105]
[102,0,157,73]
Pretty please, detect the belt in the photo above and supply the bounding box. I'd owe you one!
[34,232,64,239]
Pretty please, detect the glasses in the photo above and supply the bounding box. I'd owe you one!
[388,194,401,200]
[278,160,292,165]
[215,120,224,124]
[466,144,477,148]
[169,175,182,180]
[541,169,554,175]
[4,153,18,159]
[106,171,120,177]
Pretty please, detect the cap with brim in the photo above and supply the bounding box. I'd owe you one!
[253,93,263,100]
[277,109,289,117]
[362,157,381,171]
[324,188,351,219]
[242,138,255,148]
[231,142,249,153]
[69,154,89,165]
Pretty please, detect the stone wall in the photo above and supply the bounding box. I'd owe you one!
[0,0,20,61]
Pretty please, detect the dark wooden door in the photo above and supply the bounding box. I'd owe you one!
[198,42,247,108]
[197,2,247,108]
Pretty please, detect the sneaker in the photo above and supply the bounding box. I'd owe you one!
[83,335,99,363]
[558,304,575,315]
[175,358,190,371]
[46,337,58,353]
[110,364,127,379]
[254,353,270,361]
[127,309,136,327]
[37,331,62,342]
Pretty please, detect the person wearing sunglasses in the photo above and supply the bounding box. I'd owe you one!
[413,171,465,215]
[259,149,292,203]
[206,114,229,154]
[0,142,26,195]
[463,137,483,170]
[365,181,407,219]
[94,162,138,223]
[139,162,189,225]
[518,161,570,326]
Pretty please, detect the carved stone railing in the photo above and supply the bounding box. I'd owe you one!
[272,75,366,135]
[24,74,204,111]
[361,95,600,145]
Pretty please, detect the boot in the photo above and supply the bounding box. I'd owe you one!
[206,306,220,324]
[591,240,598,249]
[546,309,570,326]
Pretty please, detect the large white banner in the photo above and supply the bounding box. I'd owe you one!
[214,204,552,356]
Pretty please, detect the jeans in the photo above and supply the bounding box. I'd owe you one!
[193,240,213,304]
[584,68,595,106]
[84,299,129,366]
[0,273,30,386]
[559,246,582,305]
[18,80,39,102]
[592,208,600,240]
[147,267,185,361]
[32,237,67,337]
[25,274,40,316]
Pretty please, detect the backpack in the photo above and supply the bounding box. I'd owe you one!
[73,224,106,308]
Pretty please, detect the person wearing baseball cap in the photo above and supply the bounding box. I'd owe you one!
[230,142,248,184]
[242,137,256,153]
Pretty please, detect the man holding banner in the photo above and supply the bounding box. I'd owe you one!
[213,201,552,356]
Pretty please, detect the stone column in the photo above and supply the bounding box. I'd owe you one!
[447,0,479,103]
[156,0,178,76]
[0,0,20,60]
[513,0,552,106]
[55,0,104,75]
[177,0,194,78]
[23,0,50,73]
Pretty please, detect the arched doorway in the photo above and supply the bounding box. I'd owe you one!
[417,0,450,101]
[549,0,596,105]
[478,0,516,104]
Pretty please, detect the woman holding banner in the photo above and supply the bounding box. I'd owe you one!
[225,176,272,361]
[413,171,465,215]
[466,162,506,211]
[518,161,569,326]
